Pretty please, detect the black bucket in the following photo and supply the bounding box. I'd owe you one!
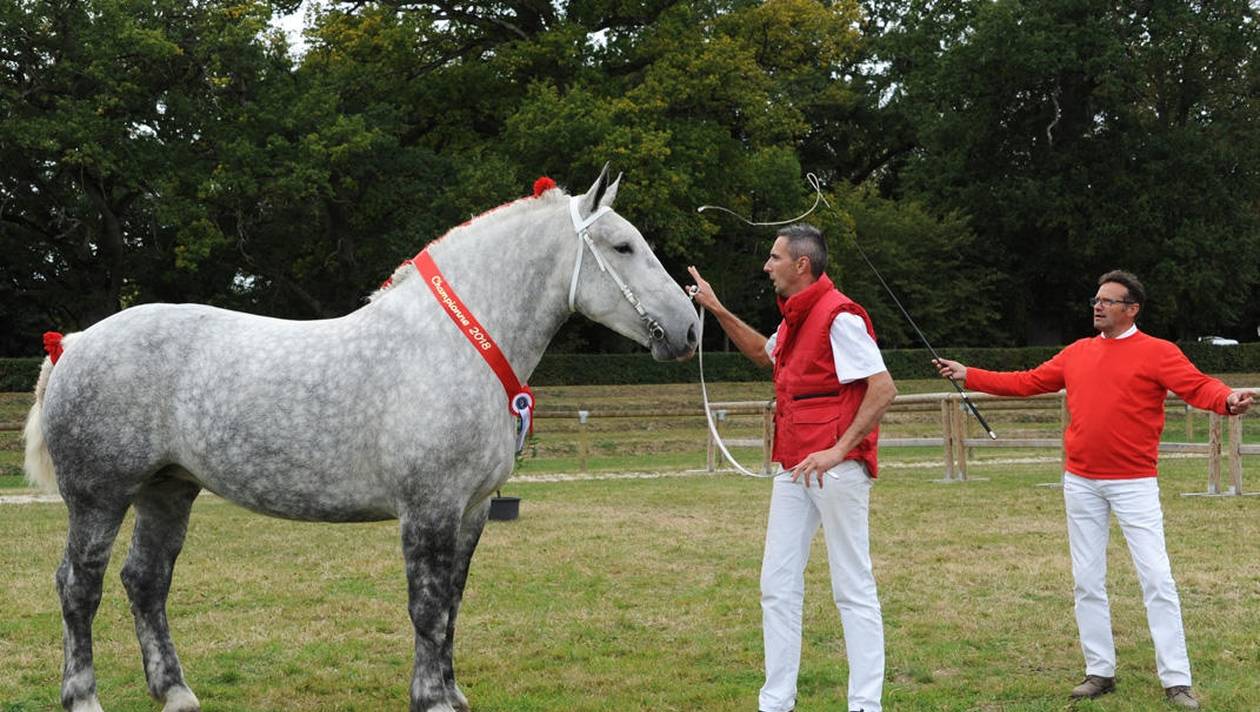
[489,496,520,521]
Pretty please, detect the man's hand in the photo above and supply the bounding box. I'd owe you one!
[933,358,967,382]
[686,265,772,367]
[1227,389,1255,415]
[789,446,845,488]
[687,266,722,313]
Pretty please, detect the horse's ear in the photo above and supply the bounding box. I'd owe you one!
[579,163,616,216]
[601,171,622,208]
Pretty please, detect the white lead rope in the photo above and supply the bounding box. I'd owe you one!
[694,302,778,478]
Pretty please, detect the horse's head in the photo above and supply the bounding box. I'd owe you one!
[566,167,699,361]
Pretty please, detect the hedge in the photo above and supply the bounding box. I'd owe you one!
[5,342,1257,390]
[528,342,1260,384]
[0,358,41,392]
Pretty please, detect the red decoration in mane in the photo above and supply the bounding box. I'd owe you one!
[532,176,556,197]
[44,331,64,365]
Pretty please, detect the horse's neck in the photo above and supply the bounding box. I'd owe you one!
[409,205,573,380]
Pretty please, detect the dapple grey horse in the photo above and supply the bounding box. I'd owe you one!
[23,168,700,712]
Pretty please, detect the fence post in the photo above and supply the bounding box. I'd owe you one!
[952,399,968,481]
[706,409,728,473]
[940,398,955,481]
[1207,412,1222,495]
[706,410,716,473]
[761,401,775,476]
[1184,403,1193,443]
[1229,415,1243,495]
[1061,393,1070,475]
[578,410,590,474]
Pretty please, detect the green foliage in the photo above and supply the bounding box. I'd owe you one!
[531,352,770,385]
[532,342,1260,384]
[1175,341,1260,375]
[0,359,40,393]
[832,184,1000,349]
[866,0,1260,344]
[4,0,1260,356]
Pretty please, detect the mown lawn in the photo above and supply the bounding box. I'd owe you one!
[3,455,1259,711]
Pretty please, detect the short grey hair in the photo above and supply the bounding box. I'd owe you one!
[777,223,827,279]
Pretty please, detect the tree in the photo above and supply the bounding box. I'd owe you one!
[865,0,1260,344]
[0,0,1028,355]
[0,0,300,351]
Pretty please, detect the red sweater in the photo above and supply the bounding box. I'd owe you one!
[965,331,1232,479]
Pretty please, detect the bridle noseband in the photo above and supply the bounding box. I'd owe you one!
[566,197,667,342]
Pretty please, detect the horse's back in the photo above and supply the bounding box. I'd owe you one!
[44,302,307,413]
[40,300,514,520]
[41,304,367,493]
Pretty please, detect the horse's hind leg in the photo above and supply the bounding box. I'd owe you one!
[119,475,202,712]
[57,496,130,712]
[439,500,490,712]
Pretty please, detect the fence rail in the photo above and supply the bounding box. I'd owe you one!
[6,393,1252,494]
[691,391,1254,494]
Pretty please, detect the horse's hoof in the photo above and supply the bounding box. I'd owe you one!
[449,683,470,712]
[68,697,105,712]
[161,686,201,712]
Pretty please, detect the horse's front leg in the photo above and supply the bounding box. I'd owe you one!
[400,505,462,712]
[439,499,491,712]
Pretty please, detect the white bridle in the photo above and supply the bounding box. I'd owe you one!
[566,197,666,342]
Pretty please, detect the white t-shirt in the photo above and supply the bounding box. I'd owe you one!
[764,312,886,384]
[1100,324,1138,339]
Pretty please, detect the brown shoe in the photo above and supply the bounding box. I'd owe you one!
[1070,675,1116,699]
[1165,685,1200,709]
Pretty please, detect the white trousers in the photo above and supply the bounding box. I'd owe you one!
[1062,473,1192,687]
[759,461,884,712]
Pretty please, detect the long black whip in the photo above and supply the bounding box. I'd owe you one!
[697,174,997,439]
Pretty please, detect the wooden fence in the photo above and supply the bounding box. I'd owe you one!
[923,392,1257,496]
[696,391,1255,495]
[5,392,1253,494]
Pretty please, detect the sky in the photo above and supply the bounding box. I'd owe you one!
[270,0,314,57]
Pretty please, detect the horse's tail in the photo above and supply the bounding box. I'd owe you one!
[23,331,77,493]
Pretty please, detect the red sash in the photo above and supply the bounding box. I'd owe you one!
[413,251,535,432]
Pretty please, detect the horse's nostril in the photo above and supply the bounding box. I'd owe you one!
[687,324,698,347]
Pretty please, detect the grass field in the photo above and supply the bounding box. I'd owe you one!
[4,460,1260,711]
[2,381,1259,711]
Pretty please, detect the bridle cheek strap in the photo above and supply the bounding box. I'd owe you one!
[566,197,666,341]
[567,198,611,312]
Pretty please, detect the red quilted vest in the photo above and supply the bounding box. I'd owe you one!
[770,274,880,477]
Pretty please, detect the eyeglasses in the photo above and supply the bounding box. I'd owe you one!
[1089,297,1135,308]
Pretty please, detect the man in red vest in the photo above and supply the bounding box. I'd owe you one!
[934,270,1254,710]
[689,224,897,712]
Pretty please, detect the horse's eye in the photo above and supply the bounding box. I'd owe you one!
[614,243,634,255]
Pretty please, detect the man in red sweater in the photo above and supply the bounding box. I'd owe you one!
[934,270,1254,710]
[689,224,897,712]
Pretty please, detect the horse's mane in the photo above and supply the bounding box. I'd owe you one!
[369,186,571,301]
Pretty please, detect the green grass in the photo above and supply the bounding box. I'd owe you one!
[3,458,1260,711]
[0,392,33,424]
